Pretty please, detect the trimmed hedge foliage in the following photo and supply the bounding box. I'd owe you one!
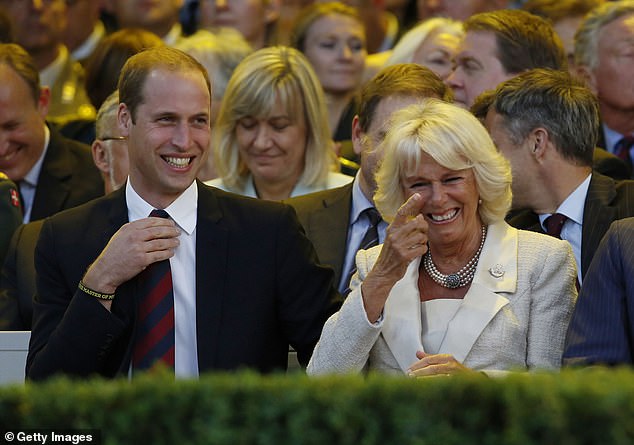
[1,368,634,444]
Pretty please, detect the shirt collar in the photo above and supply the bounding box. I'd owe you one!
[162,23,182,46]
[125,180,198,235]
[39,45,68,89]
[23,125,50,187]
[602,123,632,153]
[539,173,591,228]
[350,171,376,224]
[70,21,105,61]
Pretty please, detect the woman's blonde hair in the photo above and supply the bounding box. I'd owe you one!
[386,17,463,66]
[213,46,337,190]
[374,99,512,224]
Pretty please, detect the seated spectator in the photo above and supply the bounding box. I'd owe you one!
[384,17,463,80]
[0,90,127,331]
[290,2,367,142]
[522,0,605,73]
[26,46,339,379]
[446,9,565,110]
[564,217,634,366]
[478,68,634,284]
[198,0,281,49]
[575,1,634,176]
[207,46,352,200]
[308,98,577,376]
[104,0,186,45]
[175,28,253,181]
[63,0,106,64]
[417,0,510,21]
[0,43,103,223]
[60,28,164,144]
[1,0,95,126]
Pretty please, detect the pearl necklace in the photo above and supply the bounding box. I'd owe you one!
[423,225,487,289]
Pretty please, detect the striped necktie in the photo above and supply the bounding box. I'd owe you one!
[545,213,568,239]
[343,207,382,296]
[132,209,175,372]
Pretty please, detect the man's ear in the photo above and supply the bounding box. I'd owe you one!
[118,103,131,137]
[351,115,364,156]
[91,140,110,176]
[529,127,550,161]
[37,86,51,119]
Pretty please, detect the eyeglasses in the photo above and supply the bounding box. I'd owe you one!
[99,136,127,142]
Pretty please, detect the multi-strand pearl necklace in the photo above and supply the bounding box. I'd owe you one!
[423,225,487,289]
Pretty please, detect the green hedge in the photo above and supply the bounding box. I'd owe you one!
[1,368,634,445]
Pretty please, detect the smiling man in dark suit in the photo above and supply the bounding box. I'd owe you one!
[26,46,339,380]
[0,43,103,224]
[480,68,634,286]
[287,64,452,295]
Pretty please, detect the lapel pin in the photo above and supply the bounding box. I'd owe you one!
[488,264,505,278]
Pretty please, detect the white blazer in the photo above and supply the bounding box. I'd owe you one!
[307,221,578,376]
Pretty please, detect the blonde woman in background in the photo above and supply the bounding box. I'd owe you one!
[206,46,352,200]
[290,2,367,142]
[385,17,463,80]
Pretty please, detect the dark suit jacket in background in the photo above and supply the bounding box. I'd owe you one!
[286,183,353,289]
[563,217,634,365]
[0,221,43,330]
[30,125,103,222]
[27,182,340,380]
[593,146,631,180]
[507,173,634,278]
[0,176,23,268]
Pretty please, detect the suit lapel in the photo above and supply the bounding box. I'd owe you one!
[31,127,73,221]
[381,222,516,371]
[439,222,514,361]
[382,257,424,372]
[307,184,352,284]
[194,182,227,371]
[582,174,617,276]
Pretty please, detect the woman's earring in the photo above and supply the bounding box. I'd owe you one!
[478,198,483,205]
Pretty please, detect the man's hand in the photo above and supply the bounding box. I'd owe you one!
[82,216,180,298]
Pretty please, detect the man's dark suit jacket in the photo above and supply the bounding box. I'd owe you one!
[0,220,43,330]
[564,217,634,365]
[30,125,103,222]
[593,146,631,180]
[507,172,634,279]
[285,183,353,290]
[0,176,23,268]
[26,182,340,380]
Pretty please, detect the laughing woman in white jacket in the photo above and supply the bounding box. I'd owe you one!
[308,99,577,377]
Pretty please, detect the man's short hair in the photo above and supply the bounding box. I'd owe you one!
[118,46,211,123]
[464,9,566,75]
[575,1,634,69]
[486,68,598,167]
[0,43,40,104]
[95,90,120,140]
[358,63,453,133]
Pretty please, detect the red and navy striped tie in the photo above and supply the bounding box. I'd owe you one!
[132,209,175,372]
